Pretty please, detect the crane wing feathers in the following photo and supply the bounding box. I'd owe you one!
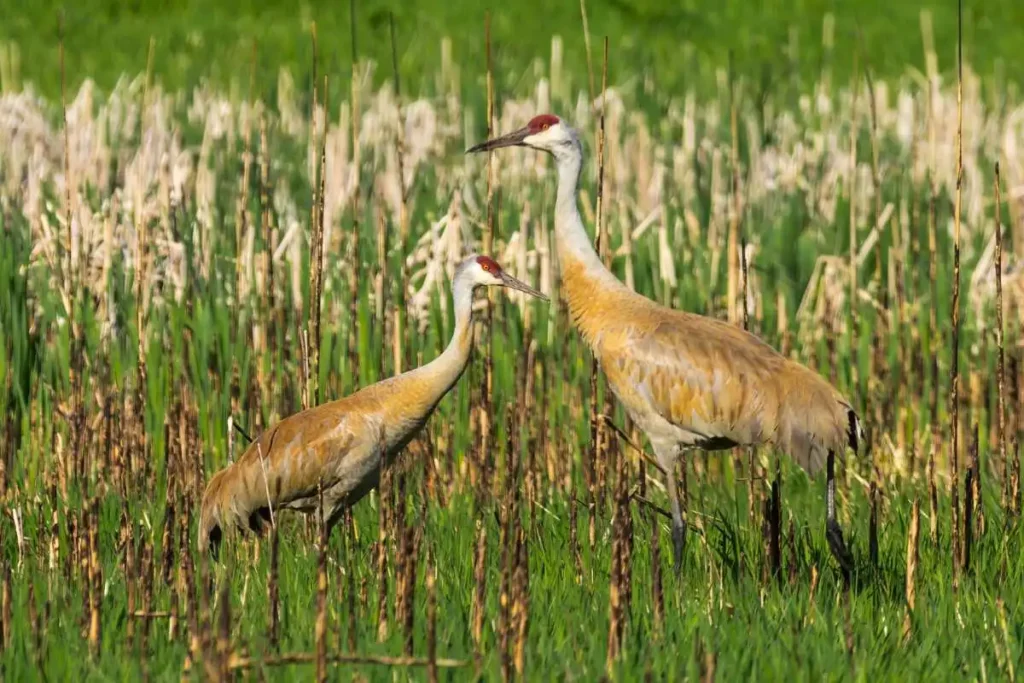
[199,401,384,548]
[610,315,783,446]
[597,306,856,473]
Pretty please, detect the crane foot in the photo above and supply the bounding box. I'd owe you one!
[672,520,687,576]
[826,518,854,583]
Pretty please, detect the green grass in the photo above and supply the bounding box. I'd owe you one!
[2,0,1024,101]
[1,4,1024,679]
[3,480,1023,680]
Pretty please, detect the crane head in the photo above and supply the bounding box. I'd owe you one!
[459,254,547,300]
[466,114,577,158]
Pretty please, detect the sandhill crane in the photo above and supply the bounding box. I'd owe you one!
[469,114,862,575]
[198,255,546,554]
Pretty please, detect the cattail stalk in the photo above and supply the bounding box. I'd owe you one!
[167,504,181,644]
[703,650,718,683]
[268,514,280,651]
[123,511,137,645]
[806,565,819,625]
[768,467,781,580]
[513,525,530,676]
[376,447,391,643]
[869,473,879,566]
[236,44,256,300]
[343,510,357,652]
[138,538,154,668]
[949,0,964,585]
[393,472,408,640]
[479,12,496,496]
[865,67,887,441]
[903,497,920,642]
[964,424,978,573]
[401,491,417,657]
[787,519,798,585]
[216,572,231,680]
[650,509,664,635]
[58,13,72,307]
[732,61,759,525]
[315,480,328,683]
[996,599,1018,681]
[27,574,43,675]
[194,531,215,679]
[470,521,488,648]
[569,469,583,584]
[308,21,319,247]
[309,74,328,407]
[586,37,610,542]
[848,52,861,413]
[427,550,438,683]
[346,0,362,383]
[87,498,101,657]
[78,510,89,630]
[606,424,631,670]
[375,203,390,380]
[843,593,855,675]
[727,52,741,326]
[0,561,10,651]
[927,189,940,541]
[59,15,87,491]
[160,497,176,588]
[1014,431,1022,516]
[260,111,276,401]
[594,37,609,262]
[995,164,1009,517]
[390,14,409,374]
[498,406,519,682]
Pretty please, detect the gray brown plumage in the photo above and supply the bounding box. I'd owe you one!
[469,114,861,575]
[198,255,545,553]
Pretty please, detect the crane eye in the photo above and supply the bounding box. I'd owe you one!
[542,123,549,130]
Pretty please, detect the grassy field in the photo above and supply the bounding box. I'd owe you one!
[2,1,1024,680]
[2,0,1024,101]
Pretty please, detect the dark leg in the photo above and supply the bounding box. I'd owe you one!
[248,507,272,536]
[207,525,222,560]
[325,503,349,540]
[826,450,854,581]
[665,464,687,576]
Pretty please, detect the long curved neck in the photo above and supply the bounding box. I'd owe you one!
[376,274,475,450]
[553,144,629,336]
[413,274,476,401]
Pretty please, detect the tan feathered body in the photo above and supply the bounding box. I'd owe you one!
[468,113,860,572]
[198,360,461,550]
[197,254,544,552]
[560,251,858,474]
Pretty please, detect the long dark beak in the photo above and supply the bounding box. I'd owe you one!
[498,271,548,301]
[466,126,530,154]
